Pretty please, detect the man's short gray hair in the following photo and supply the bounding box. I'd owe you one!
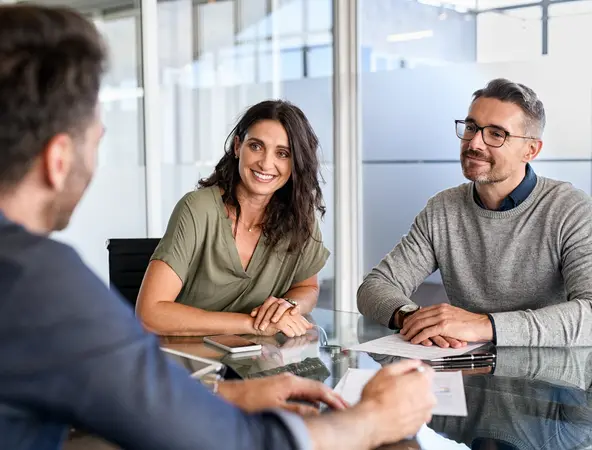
[472,78,546,137]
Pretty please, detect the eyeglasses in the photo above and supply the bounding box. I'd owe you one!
[455,120,538,148]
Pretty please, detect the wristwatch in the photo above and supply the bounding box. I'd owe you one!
[394,304,420,329]
[283,298,298,308]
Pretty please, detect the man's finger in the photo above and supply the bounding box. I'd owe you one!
[410,325,444,345]
[287,378,349,410]
[444,337,464,348]
[401,305,442,331]
[251,307,259,317]
[282,402,320,416]
[401,315,443,340]
[401,309,443,335]
[420,339,433,346]
[430,336,450,348]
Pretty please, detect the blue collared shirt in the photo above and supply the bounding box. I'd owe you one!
[473,163,537,211]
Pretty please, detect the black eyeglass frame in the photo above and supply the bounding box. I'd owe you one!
[455,119,539,148]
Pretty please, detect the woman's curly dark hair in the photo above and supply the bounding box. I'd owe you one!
[199,99,325,253]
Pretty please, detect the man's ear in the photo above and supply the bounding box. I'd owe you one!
[524,139,543,163]
[43,134,74,192]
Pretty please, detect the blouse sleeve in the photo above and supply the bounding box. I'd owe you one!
[150,193,198,283]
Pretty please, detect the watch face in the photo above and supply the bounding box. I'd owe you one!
[400,305,419,314]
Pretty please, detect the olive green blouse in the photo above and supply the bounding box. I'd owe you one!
[150,186,330,314]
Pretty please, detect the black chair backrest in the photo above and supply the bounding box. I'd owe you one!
[106,238,160,307]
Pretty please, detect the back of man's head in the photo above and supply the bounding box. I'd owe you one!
[0,4,106,193]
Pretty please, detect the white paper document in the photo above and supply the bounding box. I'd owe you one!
[416,424,470,449]
[334,368,468,416]
[348,333,484,359]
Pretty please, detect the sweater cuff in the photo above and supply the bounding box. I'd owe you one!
[388,309,397,329]
[486,313,497,345]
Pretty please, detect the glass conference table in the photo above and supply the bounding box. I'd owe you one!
[161,307,592,450]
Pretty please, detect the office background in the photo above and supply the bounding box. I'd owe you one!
[11,0,592,312]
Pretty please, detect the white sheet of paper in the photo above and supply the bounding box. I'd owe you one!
[416,424,470,449]
[334,368,468,416]
[348,333,484,359]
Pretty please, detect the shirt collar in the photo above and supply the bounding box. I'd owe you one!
[507,162,536,206]
[473,163,537,211]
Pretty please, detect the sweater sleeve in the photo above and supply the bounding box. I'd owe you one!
[491,193,592,347]
[357,201,439,327]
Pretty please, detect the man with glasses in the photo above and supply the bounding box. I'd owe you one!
[358,78,592,348]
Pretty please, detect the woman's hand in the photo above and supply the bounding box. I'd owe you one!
[251,296,300,332]
[255,312,313,338]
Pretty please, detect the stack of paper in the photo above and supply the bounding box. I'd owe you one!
[334,368,468,416]
[348,333,484,359]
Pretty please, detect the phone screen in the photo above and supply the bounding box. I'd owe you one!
[208,335,257,348]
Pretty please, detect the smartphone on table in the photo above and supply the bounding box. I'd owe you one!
[204,335,262,353]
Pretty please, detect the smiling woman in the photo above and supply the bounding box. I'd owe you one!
[135,100,330,338]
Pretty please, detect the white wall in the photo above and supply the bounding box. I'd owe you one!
[52,168,147,283]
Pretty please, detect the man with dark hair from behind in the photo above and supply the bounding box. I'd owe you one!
[0,4,436,450]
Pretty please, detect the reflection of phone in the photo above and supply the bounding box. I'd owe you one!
[204,335,262,353]
[224,350,264,360]
[161,348,225,378]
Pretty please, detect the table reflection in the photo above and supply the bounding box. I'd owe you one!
[160,308,592,450]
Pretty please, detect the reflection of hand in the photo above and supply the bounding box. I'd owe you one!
[218,373,349,416]
[259,344,284,368]
[249,326,318,346]
[400,303,492,347]
[254,313,313,338]
[359,360,436,447]
[247,335,281,348]
[251,296,300,331]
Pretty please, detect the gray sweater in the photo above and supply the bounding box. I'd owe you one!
[357,176,592,346]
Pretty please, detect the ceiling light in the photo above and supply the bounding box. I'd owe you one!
[386,30,434,43]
